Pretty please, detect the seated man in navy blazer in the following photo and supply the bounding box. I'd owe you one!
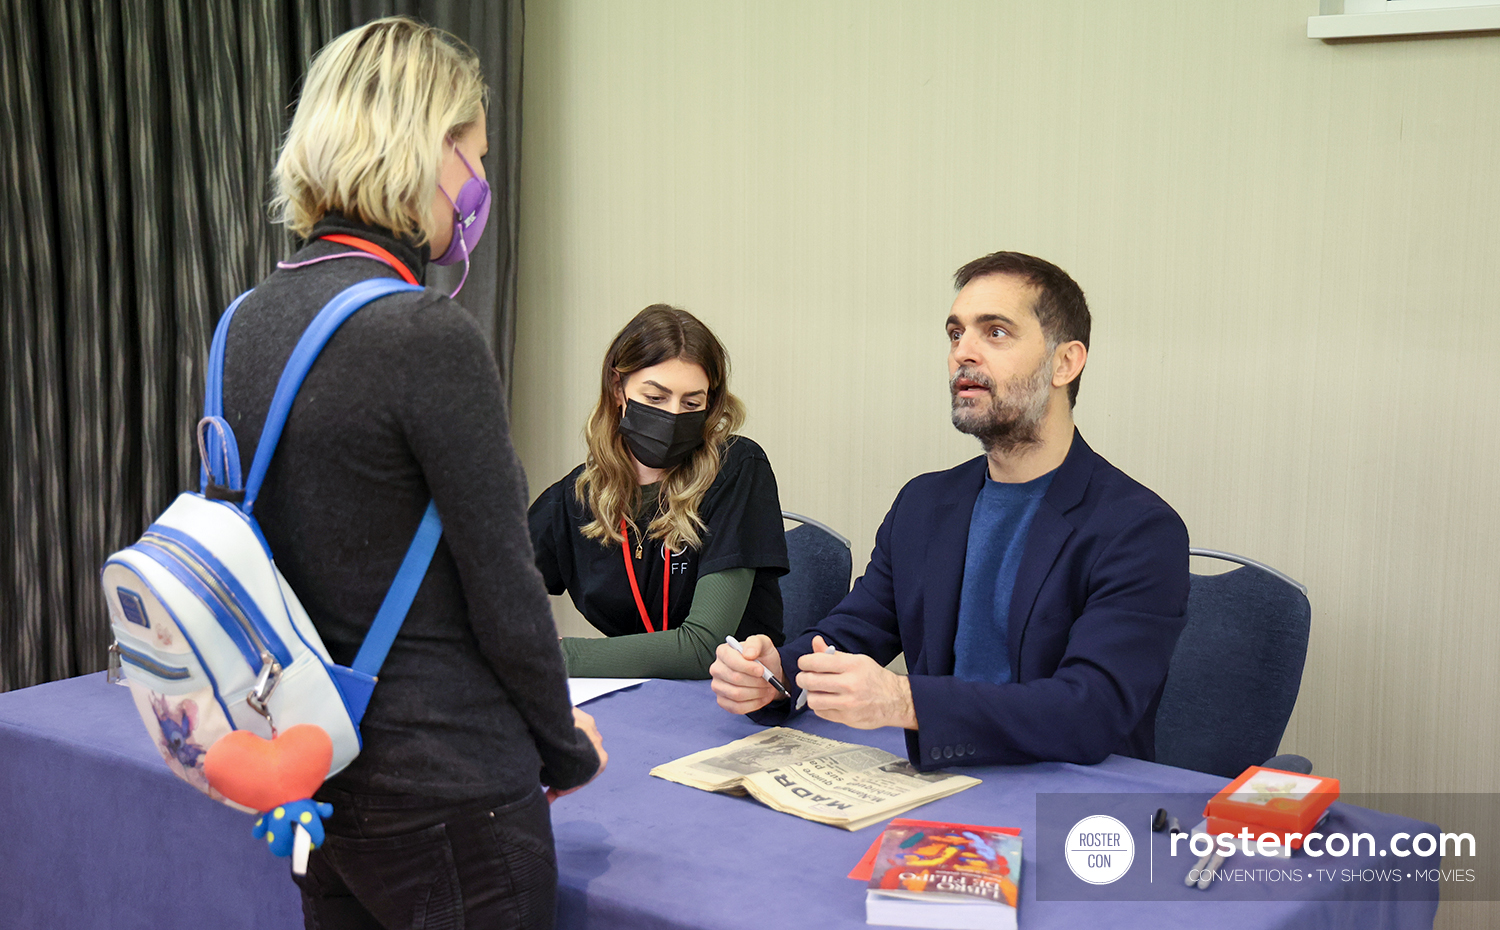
[710,251,1190,768]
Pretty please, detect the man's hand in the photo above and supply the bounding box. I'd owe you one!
[547,707,608,803]
[796,636,918,730]
[709,634,786,714]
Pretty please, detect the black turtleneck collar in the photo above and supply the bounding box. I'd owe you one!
[302,212,431,286]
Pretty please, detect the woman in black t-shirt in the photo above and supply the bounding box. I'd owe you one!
[529,305,789,678]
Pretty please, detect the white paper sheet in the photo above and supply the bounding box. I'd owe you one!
[568,678,649,706]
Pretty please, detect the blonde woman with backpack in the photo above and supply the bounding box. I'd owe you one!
[227,18,603,928]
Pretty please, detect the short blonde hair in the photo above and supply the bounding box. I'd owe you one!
[271,17,486,242]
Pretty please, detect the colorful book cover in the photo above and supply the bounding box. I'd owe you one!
[867,820,1021,909]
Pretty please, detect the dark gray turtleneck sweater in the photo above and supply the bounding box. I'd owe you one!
[221,213,598,802]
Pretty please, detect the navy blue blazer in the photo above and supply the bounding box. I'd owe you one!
[755,431,1189,768]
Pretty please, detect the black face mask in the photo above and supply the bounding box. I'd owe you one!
[618,399,707,469]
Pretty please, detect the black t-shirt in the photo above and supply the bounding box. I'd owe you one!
[529,436,789,645]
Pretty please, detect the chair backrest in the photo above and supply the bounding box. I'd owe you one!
[1154,550,1311,778]
[779,512,853,643]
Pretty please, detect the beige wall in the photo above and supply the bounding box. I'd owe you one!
[514,0,1500,810]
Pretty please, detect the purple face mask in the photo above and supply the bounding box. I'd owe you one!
[432,144,491,296]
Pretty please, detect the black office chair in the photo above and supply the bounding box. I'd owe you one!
[779,511,853,643]
[1154,549,1313,778]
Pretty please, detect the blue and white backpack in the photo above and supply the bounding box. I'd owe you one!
[102,278,440,815]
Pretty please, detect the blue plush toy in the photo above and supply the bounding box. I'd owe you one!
[252,799,335,857]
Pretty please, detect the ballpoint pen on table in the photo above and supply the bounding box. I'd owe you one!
[723,635,792,700]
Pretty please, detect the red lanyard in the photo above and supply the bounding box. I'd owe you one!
[320,234,419,285]
[620,519,671,634]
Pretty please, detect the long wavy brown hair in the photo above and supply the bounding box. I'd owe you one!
[575,305,746,552]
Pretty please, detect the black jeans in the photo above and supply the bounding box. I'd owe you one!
[293,786,557,930]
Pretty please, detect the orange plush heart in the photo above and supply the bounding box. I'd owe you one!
[204,724,333,812]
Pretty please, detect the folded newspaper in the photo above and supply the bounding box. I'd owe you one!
[650,727,981,831]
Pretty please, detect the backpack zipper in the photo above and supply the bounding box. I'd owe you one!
[137,532,282,674]
[115,640,192,681]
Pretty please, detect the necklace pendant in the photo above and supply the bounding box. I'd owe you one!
[635,543,643,560]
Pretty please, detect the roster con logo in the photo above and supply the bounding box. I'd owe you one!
[1065,815,1136,884]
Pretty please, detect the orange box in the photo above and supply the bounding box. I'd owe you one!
[1203,766,1340,849]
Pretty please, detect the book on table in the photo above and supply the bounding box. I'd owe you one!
[853,818,1021,930]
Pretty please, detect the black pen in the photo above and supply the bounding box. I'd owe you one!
[724,636,793,700]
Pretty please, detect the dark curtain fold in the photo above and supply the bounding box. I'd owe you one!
[1,0,347,692]
[1,0,520,693]
[350,0,526,386]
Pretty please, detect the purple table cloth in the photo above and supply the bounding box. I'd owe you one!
[0,674,1440,930]
[0,673,302,928]
[553,679,1439,930]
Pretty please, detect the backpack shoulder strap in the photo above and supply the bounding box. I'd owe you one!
[241,277,424,514]
[200,289,255,492]
[228,276,439,683]
[352,499,443,677]
[206,288,254,420]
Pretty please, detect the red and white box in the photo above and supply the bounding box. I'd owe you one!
[1204,766,1341,849]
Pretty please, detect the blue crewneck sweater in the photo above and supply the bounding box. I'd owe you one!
[952,468,1056,685]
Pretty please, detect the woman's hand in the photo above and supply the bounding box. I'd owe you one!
[709,634,786,714]
[546,707,608,803]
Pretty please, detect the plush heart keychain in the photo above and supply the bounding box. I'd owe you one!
[204,724,335,858]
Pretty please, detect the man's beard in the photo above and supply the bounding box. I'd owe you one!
[950,355,1053,455]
